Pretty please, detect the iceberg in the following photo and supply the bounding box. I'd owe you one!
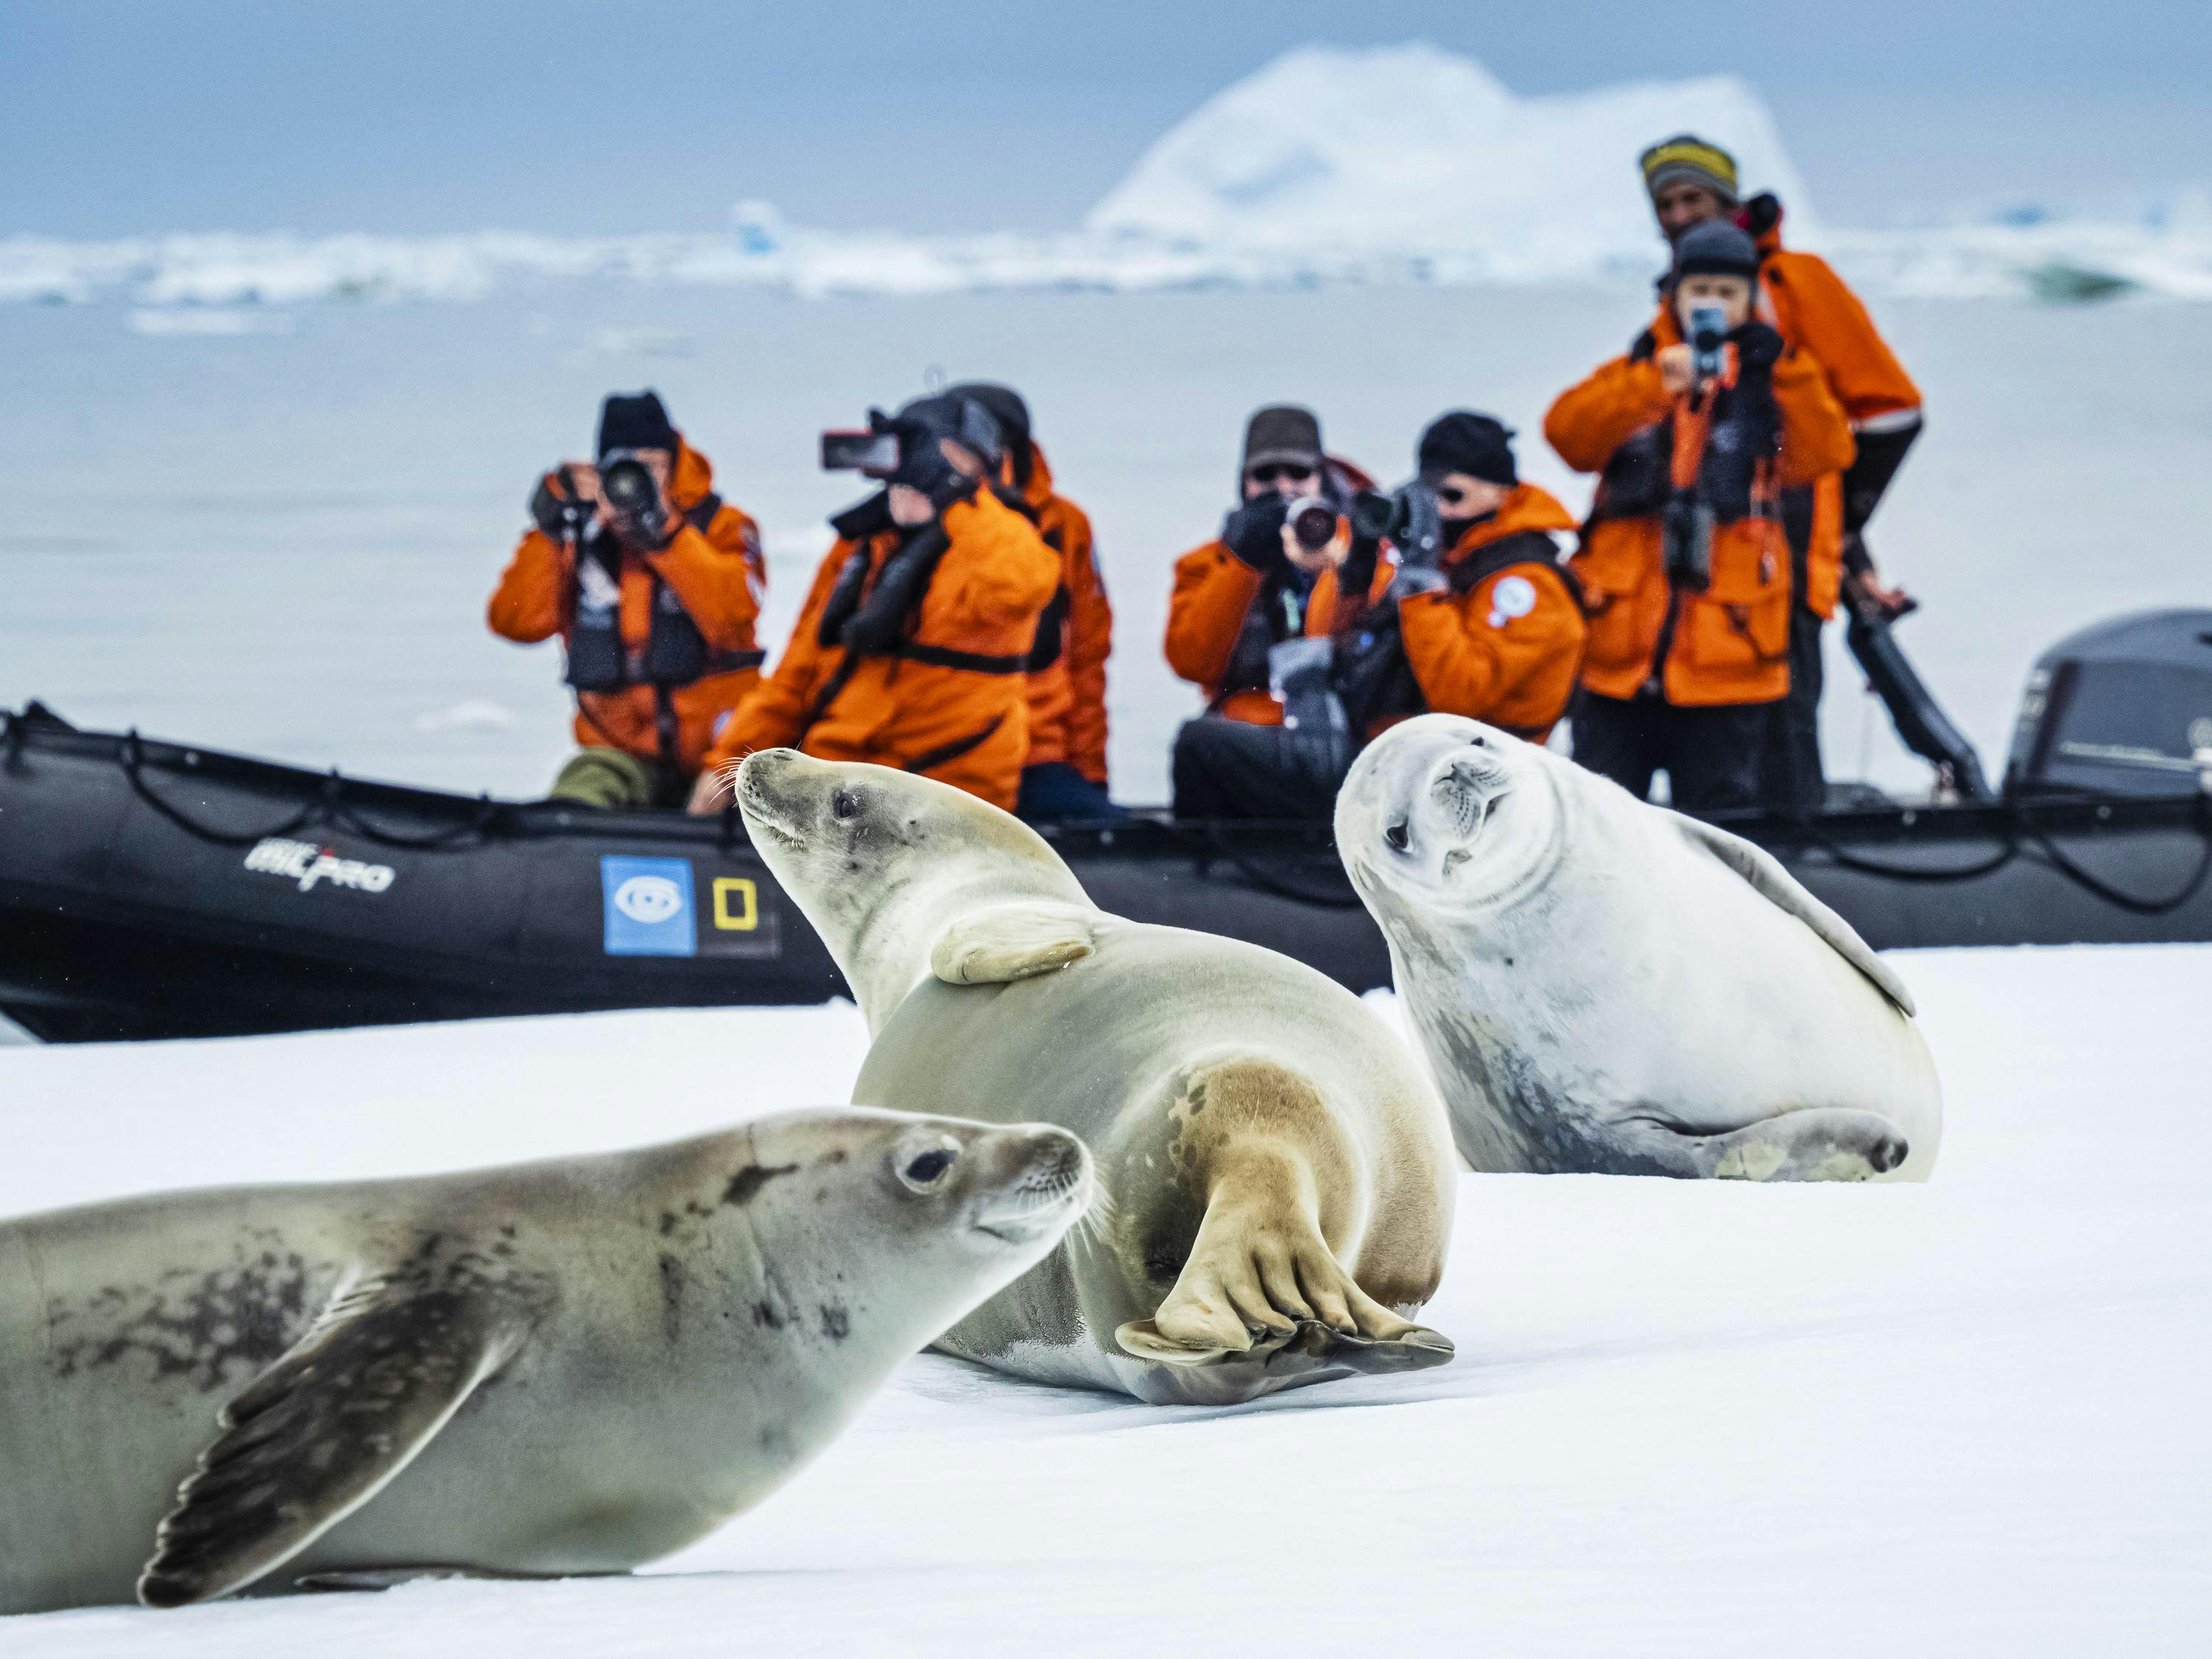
[1088,42,1815,282]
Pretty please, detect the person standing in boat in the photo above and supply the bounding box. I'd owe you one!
[1546,220,1854,812]
[488,391,768,809]
[689,391,1061,815]
[1638,134,1924,811]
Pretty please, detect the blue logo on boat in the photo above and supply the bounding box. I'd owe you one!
[601,857,695,956]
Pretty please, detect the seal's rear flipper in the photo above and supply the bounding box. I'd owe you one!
[1115,1316,1451,1376]
[137,1274,536,1609]
[931,902,1096,985]
[1624,1107,1911,1182]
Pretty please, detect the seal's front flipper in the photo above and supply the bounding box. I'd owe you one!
[1622,1107,1911,1183]
[930,902,1097,985]
[138,1274,535,1609]
[1674,818,1916,1015]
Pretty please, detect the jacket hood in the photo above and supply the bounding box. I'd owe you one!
[669,437,714,510]
[1020,441,1057,510]
[1444,483,1578,564]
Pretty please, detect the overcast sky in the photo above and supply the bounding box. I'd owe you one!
[7,1,2208,237]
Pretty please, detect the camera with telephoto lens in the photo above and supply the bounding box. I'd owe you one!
[597,451,669,543]
[1688,304,1729,383]
[1284,495,1341,553]
[1349,480,1446,570]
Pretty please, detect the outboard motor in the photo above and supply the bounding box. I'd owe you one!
[2006,609,2212,799]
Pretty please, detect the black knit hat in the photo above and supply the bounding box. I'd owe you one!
[1670,219,1761,285]
[596,390,678,459]
[1242,404,1324,473]
[1417,411,1517,488]
[894,391,1004,466]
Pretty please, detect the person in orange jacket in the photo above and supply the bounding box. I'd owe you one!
[1640,134,1925,808]
[488,391,766,808]
[1545,219,1855,812]
[946,382,1119,825]
[1166,405,1392,818]
[1332,412,1586,744]
[689,392,1060,815]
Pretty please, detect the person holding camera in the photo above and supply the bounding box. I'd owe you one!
[487,390,767,809]
[1164,406,1391,818]
[1330,412,1586,743]
[1641,134,1925,810]
[689,391,1060,815]
[1544,219,1854,811]
[945,381,1119,825]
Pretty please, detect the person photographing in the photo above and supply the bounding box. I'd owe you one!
[1545,219,1853,811]
[1332,412,1585,745]
[487,391,765,808]
[691,391,1059,814]
[1164,405,1390,817]
[1640,133,1926,807]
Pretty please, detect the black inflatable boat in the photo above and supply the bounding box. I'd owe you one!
[2,610,2208,1044]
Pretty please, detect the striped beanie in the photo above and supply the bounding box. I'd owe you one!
[1640,134,1739,206]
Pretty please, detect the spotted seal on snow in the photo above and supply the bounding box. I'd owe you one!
[1336,714,1941,1181]
[0,1108,1090,1613]
[734,748,1458,1406]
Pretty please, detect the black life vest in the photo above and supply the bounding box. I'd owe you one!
[562,494,764,692]
[1333,531,1571,734]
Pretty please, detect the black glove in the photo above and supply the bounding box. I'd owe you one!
[1221,495,1292,579]
[1730,320,1785,378]
[889,419,975,512]
[529,470,580,540]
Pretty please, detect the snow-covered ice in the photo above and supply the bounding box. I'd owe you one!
[1,945,2205,1652]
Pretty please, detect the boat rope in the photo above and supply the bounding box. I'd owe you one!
[116,731,496,852]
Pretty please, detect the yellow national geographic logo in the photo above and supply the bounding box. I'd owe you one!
[711,877,758,932]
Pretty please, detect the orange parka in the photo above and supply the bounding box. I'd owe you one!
[1016,445,1113,785]
[1638,219,1921,619]
[1394,484,1587,740]
[1545,328,1854,707]
[707,487,1060,813]
[1166,538,1394,727]
[487,439,764,774]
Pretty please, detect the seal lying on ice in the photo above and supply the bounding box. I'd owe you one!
[734,748,1458,1405]
[0,1108,1090,1613]
[1336,714,1941,1181]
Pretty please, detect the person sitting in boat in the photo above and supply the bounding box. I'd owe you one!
[1545,219,1854,813]
[488,391,767,810]
[689,391,1060,815]
[945,381,1120,826]
[1164,405,1390,818]
[1329,412,1587,747]
[1639,134,1924,810]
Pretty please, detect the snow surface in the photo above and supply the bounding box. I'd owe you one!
[3,946,2208,1653]
[5,45,2211,316]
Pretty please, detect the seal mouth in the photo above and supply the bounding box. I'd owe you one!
[973,1134,1095,1245]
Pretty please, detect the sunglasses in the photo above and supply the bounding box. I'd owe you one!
[1246,463,1315,485]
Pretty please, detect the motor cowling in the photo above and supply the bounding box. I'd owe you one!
[2006,609,2212,799]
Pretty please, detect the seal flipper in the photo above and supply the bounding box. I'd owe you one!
[930,902,1097,985]
[137,1274,535,1609]
[1674,817,1917,1016]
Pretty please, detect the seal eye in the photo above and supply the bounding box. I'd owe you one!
[900,1148,956,1190]
[1384,821,1411,852]
[1470,735,1486,748]
[832,790,860,821]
